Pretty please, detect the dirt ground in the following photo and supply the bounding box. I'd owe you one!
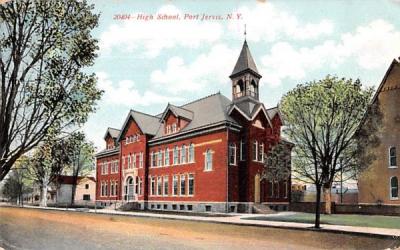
[0,207,399,250]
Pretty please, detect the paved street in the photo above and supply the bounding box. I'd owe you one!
[0,207,399,250]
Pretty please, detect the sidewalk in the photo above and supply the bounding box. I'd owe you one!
[6,204,400,239]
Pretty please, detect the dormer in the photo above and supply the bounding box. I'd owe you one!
[160,104,193,135]
[104,128,120,149]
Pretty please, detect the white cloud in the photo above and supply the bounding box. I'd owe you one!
[97,72,184,106]
[99,5,223,57]
[260,19,400,86]
[228,3,334,42]
[150,44,237,94]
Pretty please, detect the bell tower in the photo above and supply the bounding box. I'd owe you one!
[230,40,262,101]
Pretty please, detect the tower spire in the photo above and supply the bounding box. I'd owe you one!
[244,24,247,41]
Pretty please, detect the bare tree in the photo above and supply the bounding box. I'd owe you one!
[0,0,102,181]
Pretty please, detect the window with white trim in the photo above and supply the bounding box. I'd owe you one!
[391,176,399,199]
[389,147,397,167]
[253,140,258,161]
[138,177,142,195]
[172,123,177,133]
[127,154,131,169]
[229,143,237,165]
[204,149,213,171]
[163,176,169,196]
[173,175,178,196]
[181,145,186,164]
[188,143,195,163]
[151,152,156,167]
[157,176,162,196]
[139,152,143,168]
[158,150,163,167]
[259,143,264,162]
[164,148,170,166]
[150,177,155,196]
[173,146,179,165]
[180,174,186,196]
[132,154,136,168]
[188,174,194,196]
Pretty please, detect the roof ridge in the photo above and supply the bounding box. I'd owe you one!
[180,91,221,107]
[108,127,120,131]
[168,103,194,114]
[130,109,158,118]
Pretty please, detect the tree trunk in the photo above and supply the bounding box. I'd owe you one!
[40,184,48,207]
[314,184,322,229]
[71,183,77,206]
[323,184,332,214]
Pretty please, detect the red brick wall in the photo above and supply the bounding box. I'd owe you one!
[119,118,148,201]
[147,129,228,202]
[96,153,120,201]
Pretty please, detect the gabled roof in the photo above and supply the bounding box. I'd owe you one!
[152,93,239,139]
[230,40,260,78]
[117,110,160,141]
[228,101,273,128]
[371,58,400,104]
[103,127,120,140]
[160,103,194,121]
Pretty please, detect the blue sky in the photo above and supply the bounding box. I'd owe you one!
[84,0,400,150]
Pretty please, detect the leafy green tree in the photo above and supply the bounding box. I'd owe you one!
[280,75,379,228]
[63,132,95,205]
[261,141,292,183]
[2,156,32,205]
[28,134,74,206]
[0,0,103,181]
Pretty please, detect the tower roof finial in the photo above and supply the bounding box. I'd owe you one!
[244,24,247,41]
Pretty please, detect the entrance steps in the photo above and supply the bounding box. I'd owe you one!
[252,203,277,214]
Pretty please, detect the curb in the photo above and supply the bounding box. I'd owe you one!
[3,204,400,240]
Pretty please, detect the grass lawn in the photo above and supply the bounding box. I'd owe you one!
[244,213,400,229]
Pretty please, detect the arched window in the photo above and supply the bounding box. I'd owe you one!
[250,80,257,97]
[127,176,134,201]
[188,143,195,163]
[204,149,213,171]
[181,145,186,164]
[389,147,397,167]
[390,176,399,199]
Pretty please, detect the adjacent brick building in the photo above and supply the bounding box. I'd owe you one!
[95,41,291,212]
[358,58,400,205]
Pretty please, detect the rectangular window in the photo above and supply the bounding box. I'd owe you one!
[150,177,155,196]
[390,147,397,167]
[188,174,194,196]
[132,154,136,168]
[240,140,246,161]
[173,147,179,165]
[181,145,186,164]
[152,152,157,167]
[115,160,119,173]
[253,141,258,161]
[205,150,213,171]
[139,152,143,168]
[229,144,236,165]
[157,176,162,196]
[158,150,163,167]
[138,177,142,196]
[269,181,274,198]
[164,149,170,166]
[180,174,186,196]
[163,176,169,196]
[188,144,195,163]
[173,175,178,196]
[83,194,90,201]
[128,154,131,169]
[259,143,264,162]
